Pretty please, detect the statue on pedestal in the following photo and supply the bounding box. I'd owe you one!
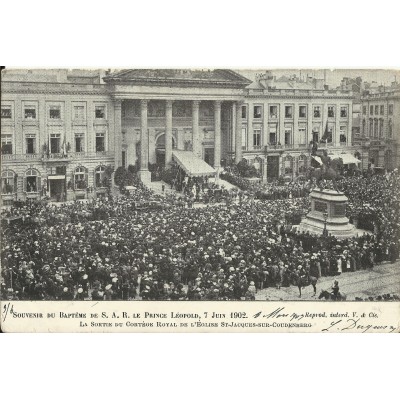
[308,141,343,192]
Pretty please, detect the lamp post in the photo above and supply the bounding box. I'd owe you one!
[323,211,328,237]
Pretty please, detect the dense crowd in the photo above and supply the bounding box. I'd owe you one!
[1,171,399,301]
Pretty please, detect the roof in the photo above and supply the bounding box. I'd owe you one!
[103,69,251,88]
[172,150,216,176]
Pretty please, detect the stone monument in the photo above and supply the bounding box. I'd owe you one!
[298,189,358,238]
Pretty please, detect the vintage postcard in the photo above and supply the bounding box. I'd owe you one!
[1,67,399,332]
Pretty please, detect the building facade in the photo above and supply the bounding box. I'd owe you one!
[1,69,250,204]
[2,69,397,205]
[236,72,356,180]
[358,83,400,170]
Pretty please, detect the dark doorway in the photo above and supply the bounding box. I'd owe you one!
[49,179,65,201]
[204,148,214,166]
[156,150,165,166]
[267,156,280,180]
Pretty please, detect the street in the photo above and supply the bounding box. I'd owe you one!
[255,260,400,301]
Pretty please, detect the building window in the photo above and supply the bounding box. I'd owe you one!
[241,105,247,119]
[340,126,347,143]
[25,134,36,154]
[50,134,61,153]
[313,106,321,118]
[370,105,374,115]
[312,127,319,143]
[388,104,393,115]
[1,106,12,119]
[241,127,247,150]
[95,166,106,187]
[96,132,105,152]
[340,106,348,118]
[284,156,293,175]
[269,126,277,145]
[1,135,13,154]
[374,119,378,137]
[362,119,366,135]
[374,105,379,115]
[328,106,335,118]
[363,106,367,115]
[369,119,373,136]
[269,105,278,119]
[253,129,261,148]
[298,105,307,118]
[284,127,291,145]
[285,106,293,118]
[95,105,106,119]
[75,133,85,153]
[24,106,37,120]
[2,170,16,194]
[25,168,40,193]
[298,155,308,174]
[73,105,85,120]
[388,119,392,137]
[49,106,61,119]
[74,167,87,189]
[379,119,384,137]
[253,105,262,119]
[298,127,307,145]
[380,105,384,115]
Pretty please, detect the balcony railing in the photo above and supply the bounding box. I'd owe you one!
[1,151,114,162]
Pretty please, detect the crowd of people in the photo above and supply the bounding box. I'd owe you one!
[1,170,399,301]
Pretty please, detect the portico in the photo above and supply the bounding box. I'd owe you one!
[104,69,250,182]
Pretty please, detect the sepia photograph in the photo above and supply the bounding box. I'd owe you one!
[1,68,400,301]
[2,4,400,400]
[1,67,399,309]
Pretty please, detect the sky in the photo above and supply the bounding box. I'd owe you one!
[237,69,400,88]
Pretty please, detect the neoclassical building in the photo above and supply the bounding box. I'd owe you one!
[1,69,250,204]
[2,68,394,205]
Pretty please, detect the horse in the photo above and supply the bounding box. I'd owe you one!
[308,153,344,192]
[292,271,318,298]
[318,289,347,301]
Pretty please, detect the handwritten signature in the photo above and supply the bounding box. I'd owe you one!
[321,318,396,333]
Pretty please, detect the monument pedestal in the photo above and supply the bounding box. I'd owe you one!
[138,170,152,184]
[298,189,358,238]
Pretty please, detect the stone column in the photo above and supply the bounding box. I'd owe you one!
[114,99,122,168]
[335,102,341,146]
[139,99,151,182]
[165,100,173,166]
[307,103,313,146]
[279,102,285,146]
[247,101,253,150]
[293,102,299,148]
[192,100,201,157]
[214,101,222,169]
[235,101,243,163]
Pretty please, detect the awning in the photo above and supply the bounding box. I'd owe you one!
[330,153,361,164]
[48,175,66,180]
[172,150,216,177]
[312,155,323,165]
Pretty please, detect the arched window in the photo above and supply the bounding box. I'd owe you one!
[298,154,308,174]
[2,170,16,194]
[95,165,106,188]
[25,168,41,193]
[74,166,88,189]
[284,155,293,175]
